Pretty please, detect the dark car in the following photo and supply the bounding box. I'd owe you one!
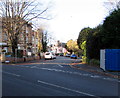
[70,54,77,59]
[59,53,64,56]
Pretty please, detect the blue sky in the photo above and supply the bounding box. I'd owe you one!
[36,0,110,43]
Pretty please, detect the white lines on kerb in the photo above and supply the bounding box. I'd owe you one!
[3,71,20,77]
[37,80,99,98]
[57,64,63,67]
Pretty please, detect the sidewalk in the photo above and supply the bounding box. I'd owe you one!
[1,58,45,65]
[70,61,120,79]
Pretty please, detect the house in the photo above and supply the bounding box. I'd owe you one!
[49,40,67,55]
[1,14,45,61]
[1,17,40,58]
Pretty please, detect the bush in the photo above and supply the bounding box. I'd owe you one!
[17,50,23,58]
[89,59,100,66]
[82,56,87,63]
[2,50,6,52]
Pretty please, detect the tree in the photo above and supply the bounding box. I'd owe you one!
[101,8,120,49]
[66,39,79,54]
[0,0,49,56]
[37,28,43,55]
[103,0,120,13]
[42,31,48,52]
[81,41,86,56]
[86,25,102,60]
[77,27,92,48]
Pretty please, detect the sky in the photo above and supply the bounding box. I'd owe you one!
[36,0,110,44]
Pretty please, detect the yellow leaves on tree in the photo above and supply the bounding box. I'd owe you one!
[66,39,79,52]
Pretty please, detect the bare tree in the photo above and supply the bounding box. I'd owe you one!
[103,0,120,13]
[0,0,50,56]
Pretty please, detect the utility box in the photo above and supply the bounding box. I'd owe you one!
[100,49,120,71]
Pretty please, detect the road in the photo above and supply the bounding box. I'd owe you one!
[2,56,119,97]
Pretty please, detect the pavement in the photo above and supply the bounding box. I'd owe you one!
[70,61,120,79]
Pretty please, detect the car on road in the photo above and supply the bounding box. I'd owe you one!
[51,52,56,59]
[70,54,77,59]
[59,53,64,56]
[44,52,54,60]
[65,53,71,57]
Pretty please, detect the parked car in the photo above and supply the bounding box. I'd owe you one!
[5,55,11,57]
[44,52,53,60]
[65,53,71,57]
[70,54,77,59]
[51,52,56,59]
[59,53,64,56]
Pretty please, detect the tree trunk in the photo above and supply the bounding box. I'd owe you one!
[11,38,18,57]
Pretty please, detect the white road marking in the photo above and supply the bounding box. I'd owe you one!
[25,66,30,68]
[37,80,99,97]
[3,71,20,77]
[90,75,100,78]
[30,66,37,68]
[13,65,119,82]
[57,64,63,67]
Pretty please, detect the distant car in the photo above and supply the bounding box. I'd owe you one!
[70,54,77,59]
[44,52,54,60]
[59,53,64,56]
[65,53,71,57]
[5,55,11,57]
[51,52,56,59]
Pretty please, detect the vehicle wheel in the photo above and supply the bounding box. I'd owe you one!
[50,57,52,60]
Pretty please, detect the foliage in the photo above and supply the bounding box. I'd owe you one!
[5,52,12,55]
[89,59,100,66]
[0,0,49,56]
[2,50,6,52]
[81,41,86,56]
[102,8,120,49]
[82,56,87,63]
[83,8,120,61]
[86,25,102,60]
[37,28,44,52]
[17,50,23,58]
[77,27,92,48]
[42,31,48,52]
[76,4,120,64]
[66,39,79,54]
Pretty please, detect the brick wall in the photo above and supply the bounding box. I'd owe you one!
[5,56,41,63]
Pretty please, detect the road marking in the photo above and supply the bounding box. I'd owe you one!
[37,80,99,98]
[3,71,20,77]
[30,66,37,68]
[57,64,63,67]
[11,65,120,83]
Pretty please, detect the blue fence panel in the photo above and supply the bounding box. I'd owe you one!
[105,49,120,71]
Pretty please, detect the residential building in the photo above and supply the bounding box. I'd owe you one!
[49,40,67,55]
[0,14,45,60]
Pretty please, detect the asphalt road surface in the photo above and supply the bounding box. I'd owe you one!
[2,56,119,97]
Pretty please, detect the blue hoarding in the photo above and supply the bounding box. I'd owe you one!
[105,49,120,71]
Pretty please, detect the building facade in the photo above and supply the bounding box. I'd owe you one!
[1,19,42,58]
[49,41,67,55]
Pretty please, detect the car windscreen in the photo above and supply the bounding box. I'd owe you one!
[45,53,50,55]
